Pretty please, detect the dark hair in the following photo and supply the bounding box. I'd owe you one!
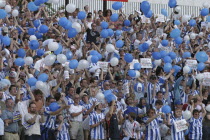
[46,96,54,102]
[33,89,43,95]
[156,91,163,96]
[54,93,61,101]
[193,109,199,115]
[137,97,147,109]
[155,100,163,106]
[129,112,137,120]
[147,108,156,116]
[104,9,112,17]
[156,66,163,76]
[9,85,16,92]
[5,98,13,104]
[29,102,36,108]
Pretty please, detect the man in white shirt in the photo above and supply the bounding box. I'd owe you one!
[69,94,86,140]
[24,102,44,140]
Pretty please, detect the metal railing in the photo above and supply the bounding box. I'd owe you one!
[49,0,201,17]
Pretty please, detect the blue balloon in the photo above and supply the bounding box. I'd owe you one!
[207,16,210,22]
[140,43,149,52]
[37,49,45,56]
[161,40,169,46]
[163,56,172,63]
[164,63,172,73]
[34,0,45,6]
[29,40,39,50]
[175,37,183,44]
[128,70,136,77]
[170,28,181,38]
[101,22,109,29]
[161,9,168,17]
[110,13,119,22]
[68,28,78,38]
[201,8,209,16]
[197,62,205,71]
[78,11,86,20]
[160,50,168,58]
[124,53,133,63]
[2,36,11,46]
[90,50,98,55]
[17,48,26,58]
[27,2,39,12]
[124,20,131,26]
[138,44,145,52]
[14,58,25,66]
[196,51,208,62]
[39,25,49,33]
[35,32,43,39]
[104,90,116,103]
[115,30,122,36]
[38,73,48,82]
[168,52,177,60]
[173,65,181,73]
[54,44,63,55]
[0,9,7,19]
[185,129,189,136]
[59,17,68,27]
[100,29,109,38]
[66,51,73,60]
[116,40,124,48]
[152,52,161,60]
[96,53,102,60]
[27,77,37,86]
[107,29,114,37]
[162,105,171,113]
[63,21,72,30]
[91,55,99,63]
[69,59,78,69]
[145,10,153,18]
[182,52,191,58]
[134,63,141,70]
[168,0,177,8]
[174,20,181,25]
[33,20,40,28]
[49,102,60,112]
[189,19,196,27]
[28,28,35,35]
[140,1,151,14]
[112,2,122,10]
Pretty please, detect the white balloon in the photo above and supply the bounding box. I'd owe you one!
[57,54,67,64]
[175,6,181,13]
[66,4,76,13]
[72,22,81,33]
[198,32,204,37]
[190,33,196,40]
[87,55,92,63]
[154,59,162,66]
[106,44,115,53]
[95,92,105,103]
[48,42,59,51]
[183,66,191,74]
[12,9,19,17]
[5,5,11,13]
[78,59,89,69]
[52,0,59,4]
[0,1,6,7]
[29,35,37,41]
[184,35,190,41]
[182,15,190,23]
[195,73,204,81]
[44,54,56,66]
[36,81,45,90]
[110,57,119,66]
[24,57,33,65]
[203,2,209,8]
[206,105,210,112]
[135,71,140,78]
[183,110,192,120]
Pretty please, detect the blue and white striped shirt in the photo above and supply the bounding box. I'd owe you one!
[188,117,203,140]
[89,111,105,140]
[147,82,160,105]
[55,122,70,140]
[170,116,185,140]
[65,96,74,105]
[44,107,56,129]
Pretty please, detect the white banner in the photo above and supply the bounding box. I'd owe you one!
[140,58,152,68]
[202,72,210,86]
[97,61,109,72]
[174,119,188,133]
[185,60,198,69]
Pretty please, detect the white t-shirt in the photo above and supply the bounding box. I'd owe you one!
[69,104,83,122]
[0,118,4,135]
[24,113,41,136]
[122,120,140,138]
[15,100,30,125]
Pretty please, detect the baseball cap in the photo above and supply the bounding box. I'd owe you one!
[9,71,17,78]
[2,26,8,33]
[174,100,183,105]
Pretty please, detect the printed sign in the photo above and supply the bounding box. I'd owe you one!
[97,61,109,72]
[140,58,152,68]
[185,60,198,69]
[174,119,188,133]
[202,72,210,86]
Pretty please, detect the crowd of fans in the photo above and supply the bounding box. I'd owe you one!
[0,0,210,140]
